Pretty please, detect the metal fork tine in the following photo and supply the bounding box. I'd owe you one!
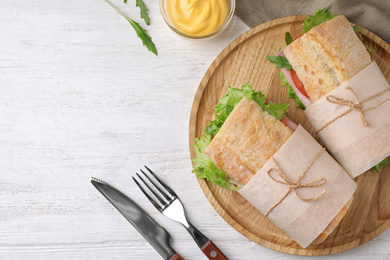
[144,165,177,198]
[135,173,167,207]
[140,169,171,201]
[132,177,163,212]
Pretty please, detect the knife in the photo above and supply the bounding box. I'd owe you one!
[91,177,184,260]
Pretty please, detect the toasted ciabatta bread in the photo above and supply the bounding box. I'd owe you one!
[312,197,353,245]
[283,15,371,102]
[204,97,292,185]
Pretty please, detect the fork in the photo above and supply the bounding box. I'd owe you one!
[133,166,228,260]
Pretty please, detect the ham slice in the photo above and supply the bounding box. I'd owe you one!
[284,116,298,131]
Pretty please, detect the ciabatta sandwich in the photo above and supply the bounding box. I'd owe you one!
[267,9,390,177]
[192,84,357,248]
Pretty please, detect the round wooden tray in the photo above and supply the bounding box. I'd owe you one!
[188,15,390,255]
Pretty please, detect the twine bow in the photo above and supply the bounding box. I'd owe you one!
[315,86,390,134]
[264,148,327,217]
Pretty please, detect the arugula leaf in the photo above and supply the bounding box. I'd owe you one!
[192,135,243,191]
[374,156,390,173]
[192,84,289,191]
[287,86,305,109]
[302,8,336,34]
[278,72,305,109]
[105,0,157,55]
[285,32,293,46]
[129,20,156,55]
[353,24,363,40]
[136,0,150,26]
[279,71,305,109]
[266,56,292,70]
[353,24,375,55]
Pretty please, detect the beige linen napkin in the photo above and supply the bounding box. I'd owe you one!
[236,0,390,43]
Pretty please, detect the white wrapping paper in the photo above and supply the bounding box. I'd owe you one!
[305,62,390,178]
[239,125,357,248]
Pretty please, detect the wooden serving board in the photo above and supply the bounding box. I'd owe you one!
[188,15,390,256]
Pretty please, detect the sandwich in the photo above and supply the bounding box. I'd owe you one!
[267,9,373,108]
[284,15,371,103]
[204,96,293,186]
[192,84,357,248]
[267,9,390,177]
[192,84,291,191]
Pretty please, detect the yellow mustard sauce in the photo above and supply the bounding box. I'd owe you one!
[167,0,228,36]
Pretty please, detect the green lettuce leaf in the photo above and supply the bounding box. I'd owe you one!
[192,135,243,191]
[279,71,306,109]
[302,8,336,34]
[266,56,292,70]
[374,156,390,173]
[205,119,222,136]
[192,84,289,191]
[265,101,289,120]
[206,83,288,137]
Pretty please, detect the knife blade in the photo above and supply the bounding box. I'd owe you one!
[91,177,184,260]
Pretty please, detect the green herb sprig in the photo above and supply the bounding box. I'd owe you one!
[135,0,150,25]
[285,32,293,46]
[105,0,157,55]
[279,72,306,109]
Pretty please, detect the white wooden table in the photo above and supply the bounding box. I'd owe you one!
[1,1,389,259]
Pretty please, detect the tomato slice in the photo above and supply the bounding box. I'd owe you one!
[288,33,309,99]
[290,69,310,99]
[355,31,373,58]
[280,117,288,127]
[355,32,362,41]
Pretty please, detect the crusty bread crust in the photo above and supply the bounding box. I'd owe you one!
[312,197,353,245]
[204,97,292,185]
[284,15,371,102]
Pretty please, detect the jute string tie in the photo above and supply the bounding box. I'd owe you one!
[315,86,390,134]
[264,148,327,217]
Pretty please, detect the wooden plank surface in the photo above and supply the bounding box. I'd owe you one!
[1,0,390,259]
[189,15,390,256]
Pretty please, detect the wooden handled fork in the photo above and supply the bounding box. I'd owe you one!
[133,166,229,260]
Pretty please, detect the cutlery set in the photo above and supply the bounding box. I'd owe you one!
[91,166,228,260]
